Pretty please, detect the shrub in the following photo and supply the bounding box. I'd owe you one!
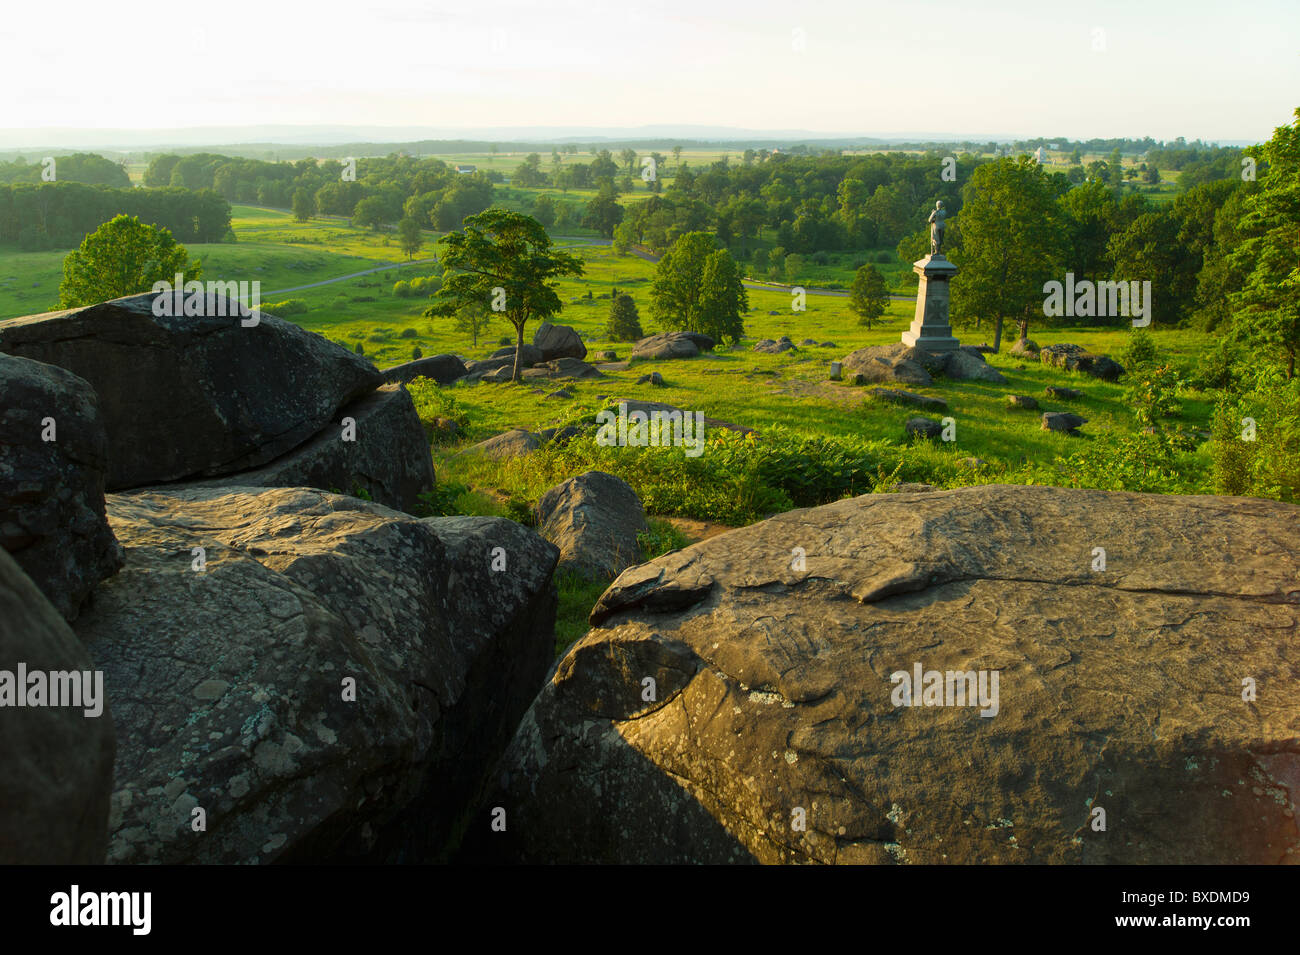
[261,298,308,316]
[400,327,418,338]
[1191,337,1240,392]
[392,280,411,298]
[411,345,423,360]
[1119,328,1159,370]
[353,342,364,355]
[605,290,644,342]
[1124,362,1182,430]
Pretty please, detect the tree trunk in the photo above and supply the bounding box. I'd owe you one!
[993,316,1005,353]
[512,324,524,383]
[1017,316,1030,343]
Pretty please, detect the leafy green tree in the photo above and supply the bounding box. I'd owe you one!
[292,188,314,222]
[427,210,583,381]
[531,194,556,229]
[1228,109,1300,379]
[950,157,1063,349]
[849,264,890,327]
[1108,209,1194,327]
[650,231,747,344]
[605,290,644,341]
[445,300,492,348]
[1058,178,1116,282]
[353,197,386,230]
[59,214,201,308]
[582,185,625,238]
[397,217,423,260]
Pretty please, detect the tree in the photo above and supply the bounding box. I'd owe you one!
[292,188,314,222]
[582,185,625,238]
[619,148,638,174]
[59,214,201,308]
[397,217,423,260]
[672,145,683,170]
[353,197,386,230]
[1228,109,1300,378]
[849,264,890,327]
[427,210,583,381]
[650,231,747,344]
[441,300,493,348]
[531,194,556,229]
[950,156,1062,350]
[605,290,644,341]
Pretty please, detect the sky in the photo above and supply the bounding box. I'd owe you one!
[1,0,1295,144]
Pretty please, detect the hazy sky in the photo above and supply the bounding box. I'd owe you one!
[3,0,1296,142]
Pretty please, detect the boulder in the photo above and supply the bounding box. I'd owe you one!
[905,416,945,440]
[76,487,557,863]
[0,292,383,489]
[536,471,648,579]
[800,339,818,346]
[166,384,435,513]
[869,387,948,411]
[1010,338,1039,357]
[490,343,546,367]
[461,429,541,459]
[533,323,586,361]
[382,354,467,386]
[1007,395,1040,410]
[754,337,797,355]
[1046,386,1084,400]
[538,426,582,447]
[482,485,1300,864]
[637,372,666,387]
[595,350,619,361]
[1040,344,1124,382]
[522,357,605,381]
[1042,412,1088,434]
[630,332,715,361]
[841,343,1006,386]
[0,354,122,620]
[0,546,116,863]
[544,388,573,400]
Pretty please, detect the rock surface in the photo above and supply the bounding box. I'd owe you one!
[0,292,383,489]
[905,416,945,440]
[461,429,541,459]
[1007,395,1040,410]
[841,343,1007,386]
[76,487,557,864]
[536,471,649,579]
[869,387,948,411]
[754,336,797,354]
[483,485,1300,864]
[1046,386,1084,400]
[382,354,468,386]
[533,323,586,361]
[1042,412,1088,434]
[630,331,715,361]
[0,546,117,863]
[522,357,604,381]
[0,354,123,620]
[1040,344,1124,382]
[170,384,435,513]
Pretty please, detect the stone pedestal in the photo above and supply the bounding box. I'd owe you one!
[901,254,960,353]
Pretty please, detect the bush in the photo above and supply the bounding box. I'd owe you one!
[499,336,512,346]
[1191,337,1240,392]
[392,280,411,298]
[875,251,892,264]
[605,290,644,342]
[400,327,418,338]
[1211,377,1300,502]
[353,342,364,355]
[1124,362,1182,430]
[1119,328,1159,370]
[411,345,423,360]
[261,298,309,316]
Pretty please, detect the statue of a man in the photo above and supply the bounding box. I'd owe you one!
[928,200,946,255]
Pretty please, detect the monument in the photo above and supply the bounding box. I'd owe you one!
[900,200,961,353]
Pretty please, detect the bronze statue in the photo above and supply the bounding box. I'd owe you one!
[928,200,946,255]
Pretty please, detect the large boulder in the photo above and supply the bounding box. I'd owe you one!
[868,387,948,411]
[841,343,1006,386]
[536,471,648,579]
[482,485,1300,864]
[533,323,586,361]
[382,354,468,386]
[1040,344,1124,382]
[630,332,715,361]
[460,429,541,459]
[1042,412,1088,434]
[166,384,435,513]
[76,487,558,864]
[522,357,605,381]
[753,337,797,355]
[0,546,117,863]
[0,292,383,489]
[0,354,122,620]
[490,343,546,367]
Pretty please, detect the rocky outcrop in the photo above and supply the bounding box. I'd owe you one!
[0,292,383,489]
[460,429,541,459]
[0,546,116,863]
[753,336,796,354]
[482,485,1300,864]
[76,487,558,864]
[630,331,715,361]
[0,354,122,620]
[536,471,648,579]
[905,416,945,440]
[382,354,468,386]
[1040,344,1124,382]
[869,387,948,411]
[533,323,586,361]
[1042,412,1087,434]
[522,357,604,381]
[841,343,1006,386]
[170,384,435,513]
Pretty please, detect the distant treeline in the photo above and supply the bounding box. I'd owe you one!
[0,153,131,187]
[144,153,495,230]
[0,183,231,250]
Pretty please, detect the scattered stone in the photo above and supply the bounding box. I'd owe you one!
[800,338,818,346]
[1010,338,1039,357]
[637,372,666,387]
[841,343,1007,386]
[522,357,605,380]
[1007,394,1040,410]
[1040,344,1124,381]
[0,354,123,620]
[1042,412,1088,434]
[536,471,648,579]
[595,350,619,361]
[545,389,573,400]
[533,323,587,361]
[460,429,541,459]
[870,387,949,411]
[1046,385,1084,400]
[382,353,467,386]
[0,546,116,863]
[905,416,945,440]
[630,331,715,361]
[753,336,796,354]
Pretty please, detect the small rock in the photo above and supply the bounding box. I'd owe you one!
[1007,395,1040,410]
[905,416,945,440]
[1046,386,1083,400]
[1042,412,1087,434]
[636,372,666,387]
